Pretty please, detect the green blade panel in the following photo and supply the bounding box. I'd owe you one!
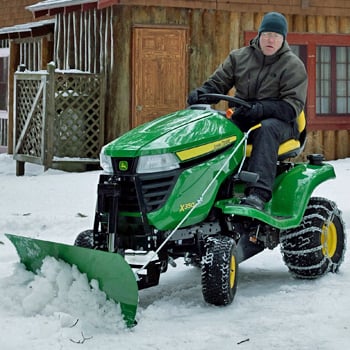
[5,234,138,327]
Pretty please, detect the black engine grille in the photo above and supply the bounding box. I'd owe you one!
[139,172,179,212]
[100,170,179,213]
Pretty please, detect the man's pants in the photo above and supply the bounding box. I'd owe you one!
[246,118,297,200]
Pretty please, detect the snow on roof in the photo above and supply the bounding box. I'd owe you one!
[27,0,98,18]
[27,0,97,11]
[0,19,55,40]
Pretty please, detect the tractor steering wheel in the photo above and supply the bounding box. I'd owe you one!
[200,93,252,109]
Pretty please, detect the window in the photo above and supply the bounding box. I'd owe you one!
[317,46,350,115]
[290,45,307,67]
[245,32,350,130]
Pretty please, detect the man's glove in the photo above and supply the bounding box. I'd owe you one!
[244,102,263,122]
[233,103,263,121]
[187,87,220,105]
[231,102,264,130]
[187,87,208,105]
[231,105,249,118]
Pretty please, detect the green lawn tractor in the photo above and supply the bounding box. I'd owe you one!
[7,94,346,327]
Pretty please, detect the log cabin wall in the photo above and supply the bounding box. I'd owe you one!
[109,7,260,140]
[0,1,38,27]
[18,1,350,161]
[103,4,350,160]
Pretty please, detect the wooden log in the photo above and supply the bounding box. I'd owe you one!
[254,12,263,32]
[326,16,338,34]
[229,11,241,50]
[305,130,324,155]
[215,11,230,63]
[323,130,336,160]
[335,130,349,159]
[240,12,254,46]
[294,14,306,32]
[339,16,350,33]
[111,5,132,138]
[306,15,317,32]
[150,5,167,23]
[189,9,203,87]
[316,15,326,32]
[202,10,216,75]
[214,10,231,110]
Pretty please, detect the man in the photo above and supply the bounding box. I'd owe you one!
[187,12,308,210]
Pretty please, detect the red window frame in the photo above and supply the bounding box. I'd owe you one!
[245,32,350,131]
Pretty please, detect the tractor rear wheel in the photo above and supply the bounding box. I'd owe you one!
[280,197,346,278]
[201,235,238,305]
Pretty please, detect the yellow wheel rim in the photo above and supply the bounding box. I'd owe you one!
[321,221,337,258]
[229,256,236,289]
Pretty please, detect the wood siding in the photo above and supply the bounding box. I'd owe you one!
[100,0,350,17]
[103,5,350,160]
[4,1,350,161]
[0,1,39,27]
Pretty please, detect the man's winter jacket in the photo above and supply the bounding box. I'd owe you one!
[200,36,308,128]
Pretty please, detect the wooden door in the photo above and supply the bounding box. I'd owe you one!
[132,26,188,128]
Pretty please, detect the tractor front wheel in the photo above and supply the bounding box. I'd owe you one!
[201,235,239,305]
[280,197,346,278]
[74,229,94,248]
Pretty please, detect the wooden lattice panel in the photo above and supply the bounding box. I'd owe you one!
[54,73,103,158]
[15,78,45,159]
[14,68,104,172]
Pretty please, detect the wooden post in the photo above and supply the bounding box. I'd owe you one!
[16,160,25,176]
[41,35,54,70]
[45,62,56,170]
[41,36,55,171]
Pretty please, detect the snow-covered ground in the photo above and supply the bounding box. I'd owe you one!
[0,153,349,350]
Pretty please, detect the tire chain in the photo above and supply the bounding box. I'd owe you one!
[280,197,336,278]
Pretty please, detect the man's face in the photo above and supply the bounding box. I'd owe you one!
[259,32,284,56]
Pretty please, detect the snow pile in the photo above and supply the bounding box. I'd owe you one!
[1,257,125,329]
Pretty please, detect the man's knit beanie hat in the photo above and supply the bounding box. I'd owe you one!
[258,12,288,38]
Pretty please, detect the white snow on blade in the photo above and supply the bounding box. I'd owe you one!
[1,257,125,330]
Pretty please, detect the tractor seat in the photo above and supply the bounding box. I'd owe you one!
[245,110,306,161]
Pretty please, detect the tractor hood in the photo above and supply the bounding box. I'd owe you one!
[103,107,242,159]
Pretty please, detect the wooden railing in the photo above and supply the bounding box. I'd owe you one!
[13,63,105,175]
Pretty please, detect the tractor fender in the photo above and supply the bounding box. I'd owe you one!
[218,162,336,230]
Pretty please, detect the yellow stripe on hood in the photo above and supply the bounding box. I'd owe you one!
[176,136,237,161]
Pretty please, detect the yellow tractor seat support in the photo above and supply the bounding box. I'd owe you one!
[245,111,306,161]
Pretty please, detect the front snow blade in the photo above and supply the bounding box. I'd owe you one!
[5,234,138,327]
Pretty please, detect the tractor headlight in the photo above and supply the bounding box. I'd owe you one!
[136,153,179,174]
[99,145,113,174]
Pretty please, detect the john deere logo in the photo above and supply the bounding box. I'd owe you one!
[119,160,128,171]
